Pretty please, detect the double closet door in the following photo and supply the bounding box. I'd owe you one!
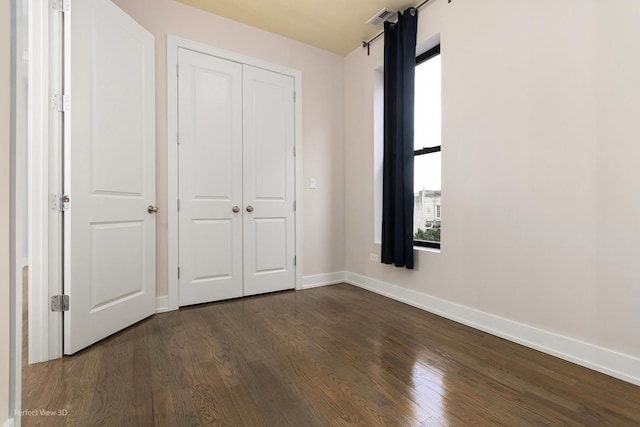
[177,48,296,306]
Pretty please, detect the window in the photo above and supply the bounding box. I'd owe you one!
[413,45,441,249]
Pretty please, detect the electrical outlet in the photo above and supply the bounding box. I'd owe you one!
[370,253,379,262]
[309,178,317,189]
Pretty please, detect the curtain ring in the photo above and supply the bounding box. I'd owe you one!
[410,7,417,16]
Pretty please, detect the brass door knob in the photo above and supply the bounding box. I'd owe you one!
[246,205,254,212]
[232,206,240,213]
[147,205,158,214]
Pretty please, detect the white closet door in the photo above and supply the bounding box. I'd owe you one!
[64,0,156,354]
[177,49,243,306]
[242,65,296,296]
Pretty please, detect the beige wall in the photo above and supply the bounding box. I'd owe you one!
[594,0,640,357]
[112,0,346,295]
[1,0,12,422]
[345,0,640,359]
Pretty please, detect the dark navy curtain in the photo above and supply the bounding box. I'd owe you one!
[381,8,418,269]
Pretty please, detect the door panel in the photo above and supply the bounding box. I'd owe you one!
[90,221,144,311]
[254,218,287,273]
[191,219,233,280]
[178,49,243,306]
[64,0,156,354]
[243,65,296,296]
[91,15,145,196]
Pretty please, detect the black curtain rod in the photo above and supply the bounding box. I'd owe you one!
[362,0,449,55]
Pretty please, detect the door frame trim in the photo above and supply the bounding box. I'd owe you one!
[166,35,303,311]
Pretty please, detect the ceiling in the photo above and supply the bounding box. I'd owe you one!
[175,0,419,56]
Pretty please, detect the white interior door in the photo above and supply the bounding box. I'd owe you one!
[242,65,296,296]
[64,0,156,354]
[177,49,243,306]
[176,52,295,306]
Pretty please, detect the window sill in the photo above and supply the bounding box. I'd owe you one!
[414,245,440,254]
[374,242,440,254]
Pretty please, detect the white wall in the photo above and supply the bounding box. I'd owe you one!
[345,0,640,371]
[112,0,346,296]
[1,0,12,422]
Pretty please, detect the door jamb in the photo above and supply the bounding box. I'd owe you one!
[28,0,64,363]
[166,35,303,311]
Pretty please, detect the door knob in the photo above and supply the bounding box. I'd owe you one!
[232,206,240,213]
[148,205,158,214]
[246,205,254,212]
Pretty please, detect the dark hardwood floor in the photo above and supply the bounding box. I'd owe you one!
[22,283,640,426]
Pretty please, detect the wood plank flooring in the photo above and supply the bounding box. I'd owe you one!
[22,284,640,426]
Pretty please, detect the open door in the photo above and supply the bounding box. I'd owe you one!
[63,0,156,354]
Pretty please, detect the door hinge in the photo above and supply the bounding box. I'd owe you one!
[293,146,296,157]
[293,200,296,211]
[50,194,70,212]
[177,132,180,145]
[293,91,296,103]
[51,0,70,13]
[176,64,179,77]
[50,94,69,112]
[178,267,181,279]
[294,256,297,266]
[51,295,69,312]
[177,199,180,212]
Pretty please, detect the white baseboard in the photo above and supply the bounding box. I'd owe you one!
[155,295,171,313]
[300,271,346,289]
[345,271,640,387]
[4,418,14,427]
